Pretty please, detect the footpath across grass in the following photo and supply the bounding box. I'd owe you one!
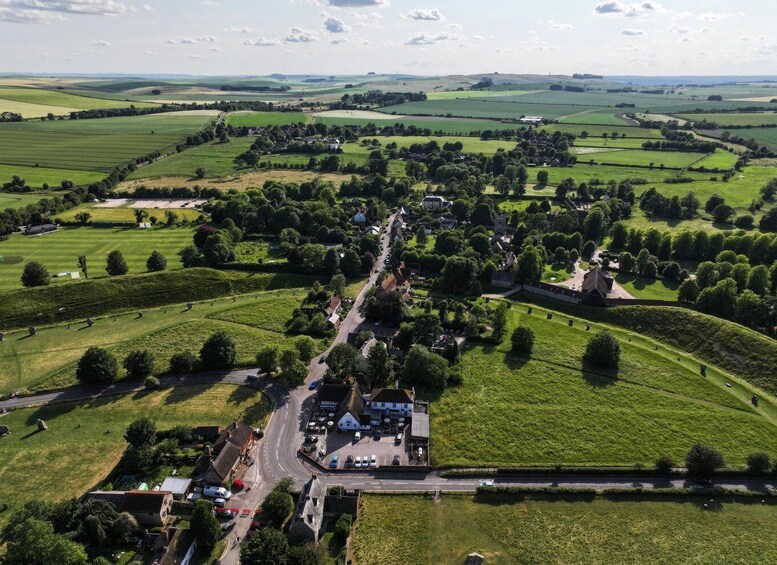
[0,384,270,523]
[352,493,777,565]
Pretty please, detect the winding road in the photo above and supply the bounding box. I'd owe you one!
[2,210,774,564]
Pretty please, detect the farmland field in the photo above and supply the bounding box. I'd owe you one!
[0,87,158,118]
[0,164,106,187]
[722,127,777,150]
[0,112,217,173]
[430,300,777,467]
[128,138,254,179]
[541,124,663,139]
[0,226,194,292]
[226,111,311,127]
[352,494,777,565]
[0,287,313,393]
[55,202,204,224]
[677,112,777,127]
[0,384,271,519]
[0,191,54,210]
[571,148,708,168]
[314,113,522,134]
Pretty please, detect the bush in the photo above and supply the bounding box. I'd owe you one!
[144,376,161,390]
[76,347,118,384]
[655,455,675,474]
[510,326,535,355]
[199,331,237,370]
[20,261,50,287]
[106,250,128,276]
[333,513,352,542]
[583,330,620,369]
[746,452,771,475]
[190,499,221,552]
[261,490,293,526]
[146,251,167,273]
[169,350,198,374]
[685,443,725,480]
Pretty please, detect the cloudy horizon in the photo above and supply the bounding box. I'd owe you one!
[0,0,775,76]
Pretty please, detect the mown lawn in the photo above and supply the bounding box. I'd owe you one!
[614,273,680,300]
[352,494,777,565]
[55,203,204,225]
[0,226,194,292]
[0,384,270,521]
[0,288,311,393]
[430,301,777,467]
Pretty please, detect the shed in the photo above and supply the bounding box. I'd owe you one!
[159,477,193,500]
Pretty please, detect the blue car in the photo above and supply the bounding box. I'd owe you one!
[308,380,319,390]
[329,455,339,469]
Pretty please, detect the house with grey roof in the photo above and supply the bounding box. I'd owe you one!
[289,475,327,543]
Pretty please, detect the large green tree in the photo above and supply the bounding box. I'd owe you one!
[190,500,221,552]
[76,347,118,384]
[199,331,237,370]
[401,345,448,391]
[105,250,128,276]
[21,261,50,287]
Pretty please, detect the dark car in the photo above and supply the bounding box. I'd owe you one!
[372,430,382,440]
[304,435,318,444]
[345,455,354,469]
[308,379,319,390]
[392,455,401,466]
[221,520,236,533]
[215,509,236,519]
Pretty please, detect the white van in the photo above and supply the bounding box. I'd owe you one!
[203,486,231,500]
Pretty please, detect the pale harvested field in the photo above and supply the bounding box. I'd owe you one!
[315,109,407,120]
[118,170,348,191]
[94,198,207,209]
[570,147,626,155]
[732,96,777,102]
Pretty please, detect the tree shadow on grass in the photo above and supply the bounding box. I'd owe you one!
[163,382,215,405]
[473,491,597,505]
[580,363,618,388]
[502,351,530,372]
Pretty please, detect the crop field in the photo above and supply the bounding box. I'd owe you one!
[314,114,522,134]
[226,111,311,127]
[0,164,106,187]
[677,112,777,126]
[430,300,777,467]
[0,113,216,173]
[55,202,204,225]
[558,109,633,125]
[722,127,777,150]
[128,138,254,179]
[354,135,518,155]
[0,384,270,519]
[541,124,663,139]
[0,191,52,210]
[0,226,194,292]
[571,136,648,149]
[352,494,777,565]
[573,149,708,169]
[0,87,158,118]
[0,287,312,393]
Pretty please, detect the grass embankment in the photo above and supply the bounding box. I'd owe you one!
[0,267,318,330]
[431,300,777,467]
[0,288,316,393]
[352,493,777,565]
[0,384,270,521]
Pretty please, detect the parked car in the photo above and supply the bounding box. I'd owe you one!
[354,432,361,442]
[216,509,236,519]
[330,455,339,469]
[354,456,362,468]
[304,435,318,444]
[221,520,236,533]
[479,480,494,487]
[392,455,401,466]
[319,355,326,364]
[308,380,319,390]
[203,486,231,500]
[395,433,403,444]
[246,374,258,381]
[345,455,354,469]
[213,498,227,508]
[372,430,382,440]
[370,455,378,468]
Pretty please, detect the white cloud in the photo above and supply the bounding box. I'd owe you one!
[331,37,350,44]
[668,24,689,34]
[225,26,253,33]
[593,1,664,18]
[697,12,744,21]
[92,40,110,46]
[323,15,351,33]
[620,28,644,35]
[284,27,319,43]
[168,36,216,45]
[326,0,389,7]
[244,38,280,47]
[350,11,382,27]
[202,0,219,6]
[405,31,458,45]
[548,21,573,31]
[402,8,444,21]
[197,35,217,42]
[142,3,152,11]
[0,0,129,23]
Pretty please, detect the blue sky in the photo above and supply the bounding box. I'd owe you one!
[0,0,775,76]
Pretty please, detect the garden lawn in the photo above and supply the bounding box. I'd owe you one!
[614,273,680,300]
[0,288,311,393]
[351,493,777,565]
[0,384,270,520]
[430,301,777,467]
[0,226,194,292]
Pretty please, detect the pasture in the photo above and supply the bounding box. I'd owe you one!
[0,164,106,187]
[0,191,53,210]
[0,287,312,393]
[352,494,777,565]
[0,226,194,292]
[128,138,254,179]
[314,114,523,134]
[0,86,158,118]
[677,112,777,127]
[430,300,777,467]
[722,127,777,150]
[0,384,271,519]
[572,149,708,169]
[0,113,216,173]
[55,202,204,225]
[226,111,311,127]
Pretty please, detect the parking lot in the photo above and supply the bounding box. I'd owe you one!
[303,428,425,470]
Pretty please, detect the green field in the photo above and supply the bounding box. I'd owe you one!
[0,87,158,118]
[678,112,777,127]
[352,494,777,565]
[614,273,680,300]
[722,127,777,150]
[0,164,107,187]
[0,191,54,210]
[0,113,216,173]
[0,384,270,518]
[0,286,313,393]
[314,115,522,134]
[572,149,708,169]
[55,203,204,225]
[0,226,194,292]
[226,111,311,127]
[128,138,254,179]
[541,124,663,139]
[430,300,777,467]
